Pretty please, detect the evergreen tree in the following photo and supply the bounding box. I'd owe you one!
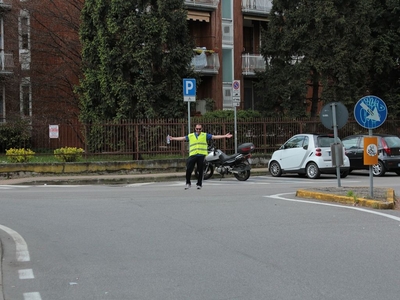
[79,0,195,122]
[260,0,375,118]
[367,0,400,118]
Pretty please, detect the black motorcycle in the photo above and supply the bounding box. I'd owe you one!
[195,142,255,181]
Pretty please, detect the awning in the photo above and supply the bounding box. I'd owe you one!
[244,15,269,22]
[187,10,210,22]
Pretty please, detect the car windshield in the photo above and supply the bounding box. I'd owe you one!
[383,136,400,147]
[317,136,336,147]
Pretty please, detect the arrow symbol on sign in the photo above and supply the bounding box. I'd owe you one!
[360,102,380,121]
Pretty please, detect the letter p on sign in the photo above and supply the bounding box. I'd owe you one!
[183,78,196,102]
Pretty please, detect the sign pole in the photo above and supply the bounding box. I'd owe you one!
[354,95,388,199]
[320,101,348,187]
[234,107,237,152]
[183,78,196,134]
[331,103,341,187]
[188,102,191,134]
[232,80,241,152]
[369,129,373,197]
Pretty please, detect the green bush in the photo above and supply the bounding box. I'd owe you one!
[54,147,84,162]
[0,119,32,152]
[6,148,35,163]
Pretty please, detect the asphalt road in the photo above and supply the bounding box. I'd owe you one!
[1,173,400,300]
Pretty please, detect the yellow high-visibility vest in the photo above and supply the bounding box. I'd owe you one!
[188,132,208,156]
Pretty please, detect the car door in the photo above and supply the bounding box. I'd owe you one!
[344,136,364,168]
[279,135,308,170]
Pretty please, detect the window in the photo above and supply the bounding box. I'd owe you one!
[285,136,305,148]
[21,17,29,49]
[20,79,31,117]
[342,137,359,149]
[19,10,30,51]
[221,0,232,19]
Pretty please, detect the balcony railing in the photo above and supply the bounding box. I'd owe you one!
[185,0,219,11]
[0,0,12,11]
[242,0,273,15]
[242,54,266,75]
[0,52,14,74]
[191,49,220,75]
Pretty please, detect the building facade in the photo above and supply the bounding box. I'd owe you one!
[1,0,271,123]
[186,0,271,114]
[0,0,81,124]
[0,0,18,122]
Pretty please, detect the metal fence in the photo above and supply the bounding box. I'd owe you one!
[4,118,400,160]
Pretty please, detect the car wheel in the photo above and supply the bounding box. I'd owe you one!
[372,161,386,177]
[269,161,282,177]
[340,171,349,178]
[306,162,321,179]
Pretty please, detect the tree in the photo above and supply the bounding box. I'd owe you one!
[366,0,400,118]
[79,0,195,122]
[18,0,84,122]
[259,0,376,118]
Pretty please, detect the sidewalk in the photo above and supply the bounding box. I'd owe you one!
[0,168,270,185]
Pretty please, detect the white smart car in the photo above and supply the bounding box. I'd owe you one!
[268,133,350,179]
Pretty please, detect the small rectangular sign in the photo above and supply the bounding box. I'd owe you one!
[363,136,378,165]
[49,125,59,139]
[183,78,196,102]
[184,96,196,102]
[232,80,240,97]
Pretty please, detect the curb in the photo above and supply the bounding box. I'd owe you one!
[296,188,396,209]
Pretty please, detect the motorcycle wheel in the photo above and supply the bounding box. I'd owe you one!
[194,163,214,180]
[233,163,251,181]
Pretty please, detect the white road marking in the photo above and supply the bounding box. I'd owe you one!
[0,224,30,262]
[37,185,87,188]
[126,182,154,187]
[19,269,34,279]
[266,193,400,222]
[23,292,42,300]
[0,185,31,189]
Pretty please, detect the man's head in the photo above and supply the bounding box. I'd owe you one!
[195,124,202,133]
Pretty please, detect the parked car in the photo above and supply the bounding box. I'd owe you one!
[341,134,400,176]
[268,133,350,179]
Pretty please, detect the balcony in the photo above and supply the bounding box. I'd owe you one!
[191,48,220,75]
[185,0,219,11]
[0,0,12,11]
[0,51,14,75]
[242,54,266,76]
[242,0,272,16]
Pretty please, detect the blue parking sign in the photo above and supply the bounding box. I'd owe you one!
[183,78,196,102]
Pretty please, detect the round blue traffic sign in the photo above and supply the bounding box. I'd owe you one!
[354,95,387,129]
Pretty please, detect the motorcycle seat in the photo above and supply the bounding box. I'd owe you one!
[219,152,241,163]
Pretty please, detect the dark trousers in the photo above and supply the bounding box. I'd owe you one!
[186,155,205,186]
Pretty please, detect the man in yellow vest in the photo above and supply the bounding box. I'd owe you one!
[168,124,232,189]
